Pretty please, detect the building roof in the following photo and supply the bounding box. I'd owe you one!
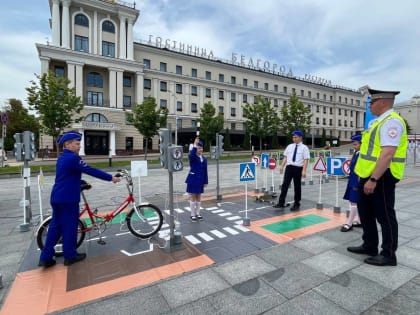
[395,95,420,107]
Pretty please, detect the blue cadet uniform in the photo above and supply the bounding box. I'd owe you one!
[185,143,208,194]
[343,134,362,203]
[39,132,113,264]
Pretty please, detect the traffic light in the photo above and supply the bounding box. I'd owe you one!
[210,146,218,159]
[23,131,36,161]
[158,128,170,169]
[13,133,23,161]
[168,145,184,172]
[217,134,224,155]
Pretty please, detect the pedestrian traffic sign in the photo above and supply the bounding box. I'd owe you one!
[261,153,269,169]
[313,156,326,172]
[240,162,255,181]
[268,158,276,170]
[252,155,261,166]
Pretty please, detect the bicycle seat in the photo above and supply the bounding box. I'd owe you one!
[80,182,92,191]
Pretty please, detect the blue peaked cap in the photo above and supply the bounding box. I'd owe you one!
[197,140,204,147]
[292,130,303,137]
[58,131,82,146]
[351,134,362,142]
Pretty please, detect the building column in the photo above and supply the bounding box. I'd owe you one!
[61,0,71,48]
[153,78,159,100]
[40,56,50,74]
[127,18,134,60]
[119,15,127,59]
[67,61,84,98]
[93,11,98,54]
[78,129,85,156]
[109,68,117,107]
[51,0,60,46]
[135,71,144,104]
[109,130,116,155]
[116,70,123,108]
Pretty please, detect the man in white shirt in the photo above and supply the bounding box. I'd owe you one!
[274,130,310,211]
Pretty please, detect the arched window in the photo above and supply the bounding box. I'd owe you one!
[85,113,108,123]
[75,14,89,27]
[102,20,115,33]
[87,72,103,88]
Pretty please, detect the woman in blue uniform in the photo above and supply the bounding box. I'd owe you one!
[38,131,120,268]
[341,134,362,232]
[185,137,208,222]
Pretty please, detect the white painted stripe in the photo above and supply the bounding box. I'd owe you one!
[226,216,242,221]
[234,224,250,232]
[161,223,169,229]
[223,227,239,235]
[211,209,224,213]
[206,207,219,210]
[185,235,201,244]
[121,243,154,256]
[210,230,227,238]
[174,208,184,213]
[164,210,170,215]
[234,220,243,225]
[219,212,232,217]
[115,232,130,236]
[198,232,214,241]
[86,236,108,242]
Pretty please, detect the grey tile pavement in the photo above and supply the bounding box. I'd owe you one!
[1,158,420,314]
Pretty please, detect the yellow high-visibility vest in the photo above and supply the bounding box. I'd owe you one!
[355,112,407,179]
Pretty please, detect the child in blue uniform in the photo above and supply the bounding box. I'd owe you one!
[185,137,208,221]
[38,131,120,268]
[341,134,362,232]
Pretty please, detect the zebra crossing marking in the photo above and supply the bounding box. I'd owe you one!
[223,227,239,235]
[234,224,250,232]
[211,209,225,214]
[197,232,214,241]
[218,212,232,217]
[210,230,227,238]
[185,235,201,244]
[226,216,242,221]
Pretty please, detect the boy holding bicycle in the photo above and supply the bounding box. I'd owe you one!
[38,131,120,268]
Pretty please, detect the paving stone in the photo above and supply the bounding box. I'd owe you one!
[291,235,339,254]
[363,292,420,315]
[256,243,313,267]
[302,250,361,277]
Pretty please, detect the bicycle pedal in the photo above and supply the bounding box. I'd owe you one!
[97,240,106,245]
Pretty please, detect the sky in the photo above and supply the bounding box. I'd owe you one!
[0,0,419,110]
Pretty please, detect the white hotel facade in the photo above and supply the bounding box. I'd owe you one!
[37,0,367,155]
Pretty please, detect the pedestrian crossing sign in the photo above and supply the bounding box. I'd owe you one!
[240,162,256,181]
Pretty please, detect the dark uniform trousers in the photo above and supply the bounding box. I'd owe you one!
[357,169,399,258]
[278,165,303,206]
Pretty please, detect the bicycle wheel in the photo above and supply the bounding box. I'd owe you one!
[36,216,87,255]
[126,204,163,239]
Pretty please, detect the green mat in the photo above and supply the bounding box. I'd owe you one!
[262,214,330,233]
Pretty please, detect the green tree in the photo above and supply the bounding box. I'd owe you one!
[126,96,168,160]
[198,101,224,151]
[243,129,250,151]
[224,128,231,150]
[271,133,279,149]
[242,96,280,153]
[279,93,312,143]
[3,99,40,151]
[26,71,83,154]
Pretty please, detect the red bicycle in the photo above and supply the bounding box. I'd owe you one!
[36,169,164,254]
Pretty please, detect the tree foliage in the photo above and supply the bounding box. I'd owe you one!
[198,101,224,150]
[224,128,231,150]
[2,99,40,151]
[242,95,280,152]
[279,93,312,142]
[126,96,168,159]
[26,71,83,153]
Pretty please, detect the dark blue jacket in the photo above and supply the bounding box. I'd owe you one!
[185,148,208,187]
[347,151,360,189]
[51,149,112,203]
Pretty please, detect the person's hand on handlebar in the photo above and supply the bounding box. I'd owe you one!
[112,176,121,183]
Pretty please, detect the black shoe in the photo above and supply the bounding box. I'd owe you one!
[347,245,378,256]
[273,203,286,208]
[290,204,300,211]
[364,254,397,266]
[38,259,56,268]
[64,253,86,266]
[190,216,198,222]
[196,215,203,220]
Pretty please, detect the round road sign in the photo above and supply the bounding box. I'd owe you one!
[342,159,351,176]
[1,112,8,124]
[269,157,276,170]
[252,155,261,166]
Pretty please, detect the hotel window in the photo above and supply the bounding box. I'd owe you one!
[323,107,326,114]
[85,113,108,122]
[330,95,333,102]
[176,65,182,75]
[254,80,258,88]
[123,95,131,107]
[292,88,296,94]
[316,105,320,113]
[54,66,65,77]
[264,83,269,90]
[323,94,327,100]
[338,108,342,115]
[143,59,150,69]
[219,73,224,82]
[243,78,248,86]
[283,100,287,107]
[160,62,167,72]
[231,92,236,102]
[87,72,103,88]
[86,91,103,106]
[123,76,132,87]
[317,93,320,99]
[344,120,348,127]
[345,97,348,104]
[219,90,224,100]
[205,88,211,98]
[144,79,151,89]
[339,96,342,102]
[102,41,115,57]
[243,94,248,103]
[75,14,89,27]
[338,119,342,126]
[274,84,278,92]
[300,90,304,97]
[75,35,88,52]
[283,86,287,93]
[350,110,353,117]
[218,106,224,114]
[231,122,236,130]
[316,117,319,124]
[205,71,211,80]
[253,96,258,104]
[356,100,360,106]
[351,99,354,105]
[191,68,197,77]
[160,99,167,109]
[330,107,333,114]
[231,76,236,84]
[308,91,312,98]
[191,103,198,113]
[160,81,167,92]
[350,121,353,127]
[345,110,348,116]
[274,99,278,107]
[176,83,182,94]
[191,85,197,96]
[323,118,326,125]
[231,108,236,117]
[176,101,182,111]
[102,21,115,33]
[329,119,333,126]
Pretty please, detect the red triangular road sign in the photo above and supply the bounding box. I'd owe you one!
[313,156,326,172]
